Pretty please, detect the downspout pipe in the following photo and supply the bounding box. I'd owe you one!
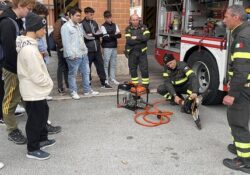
[107,0,111,11]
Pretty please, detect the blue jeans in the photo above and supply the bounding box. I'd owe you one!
[103,48,117,80]
[66,55,91,93]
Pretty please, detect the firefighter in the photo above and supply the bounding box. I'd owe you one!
[222,5,250,173]
[157,54,199,113]
[125,14,150,88]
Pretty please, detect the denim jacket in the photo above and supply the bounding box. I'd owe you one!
[61,20,88,59]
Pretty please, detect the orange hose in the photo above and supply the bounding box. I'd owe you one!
[134,100,174,127]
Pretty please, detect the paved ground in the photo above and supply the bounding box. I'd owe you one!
[0,47,245,175]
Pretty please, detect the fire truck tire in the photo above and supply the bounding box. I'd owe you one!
[187,50,225,105]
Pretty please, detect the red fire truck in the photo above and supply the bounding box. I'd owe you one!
[155,0,250,104]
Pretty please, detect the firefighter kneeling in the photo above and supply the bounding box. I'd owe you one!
[157,54,199,113]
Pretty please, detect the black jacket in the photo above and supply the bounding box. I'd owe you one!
[163,61,199,96]
[125,24,150,54]
[0,8,23,73]
[101,22,121,48]
[229,22,250,98]
[81,18,103,52]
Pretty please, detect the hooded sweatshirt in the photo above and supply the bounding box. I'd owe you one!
[16,35,53,101]
[0,8,23,73]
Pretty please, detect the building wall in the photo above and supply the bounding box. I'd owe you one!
[45,0,130,54]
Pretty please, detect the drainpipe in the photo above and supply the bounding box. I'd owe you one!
[107,0,111,11]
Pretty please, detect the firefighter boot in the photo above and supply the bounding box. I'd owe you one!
[223,157,250,174]
[228,144,237,155]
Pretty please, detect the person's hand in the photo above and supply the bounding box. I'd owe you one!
[87,33,93,36]
[190,93,198,100]
[223,95,235,106]
[131,36,137,40]
[174,95,182,105]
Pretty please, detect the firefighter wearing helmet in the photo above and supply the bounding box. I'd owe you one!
[157,54,199,113]
[222,5,250,173]
[124,14,150,88]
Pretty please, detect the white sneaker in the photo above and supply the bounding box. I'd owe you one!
[46,96,53,101]
[0,162,4,169]
[15,104,25,113]
[84,90,99,96]
[71,91,80,100]
[110,79,120,85]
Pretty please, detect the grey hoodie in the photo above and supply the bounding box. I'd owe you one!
[16,35,53,101]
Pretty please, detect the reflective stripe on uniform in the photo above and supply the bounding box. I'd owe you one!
[235,142,250,149]
[163,72,169,77]
[237,150,250,158]
[142,47,147,52]
[164,93,172,100]
[142,78,149,84]
[131,77,139,81]
[125,33,131,37]
[231,52,250,61]
[185,70,194,77]
[143,30,150,35]
[174,77,188,85]
[187,90,192,95]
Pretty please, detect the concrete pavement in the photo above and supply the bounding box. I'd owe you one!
[0,94,244,175]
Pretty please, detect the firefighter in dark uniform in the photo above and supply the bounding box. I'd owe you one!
[222,5,250,173]
[125,14,150,88]
[157,54,199,113]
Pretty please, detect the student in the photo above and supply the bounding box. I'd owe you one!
[61,7,99,100]
[0,0,35,144]
[16,12,55,160]
[100,10,121,85]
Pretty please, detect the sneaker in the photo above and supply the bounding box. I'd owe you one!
[228,144,237,155]
[0,119,4,124]
[58,88,66,95]
[40,139,56,149]
[26,150,50,160]
[110,79,120,85]
[84,90,99,96]
[15,104,25,113]
[101,83,112,89]
[8,129,27,144]
[223,157,250,174]
[71,91,80,100]
[0,162,4,170]
[46,124,61,135]
[46,96,53,101]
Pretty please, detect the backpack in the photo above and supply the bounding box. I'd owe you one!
[0,17,19,61]
[48,31,56,51]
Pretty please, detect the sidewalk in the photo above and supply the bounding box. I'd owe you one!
[47,47,163,100]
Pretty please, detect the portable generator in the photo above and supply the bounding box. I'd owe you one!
[117,82,149,111]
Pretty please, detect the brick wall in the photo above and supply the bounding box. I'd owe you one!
[80,0,130,54]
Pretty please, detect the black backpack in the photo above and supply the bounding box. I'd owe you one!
[48,31,56,51]
[0,17,19,61]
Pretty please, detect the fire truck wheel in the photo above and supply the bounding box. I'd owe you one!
[187,50,225,105]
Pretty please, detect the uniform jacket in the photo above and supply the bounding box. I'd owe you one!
[163,61,199,96]
[125,24,150,54]
[229,22,250,98]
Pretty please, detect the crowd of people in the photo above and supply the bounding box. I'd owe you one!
[0,0,150,164]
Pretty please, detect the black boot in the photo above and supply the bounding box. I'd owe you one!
[223,157,250,174]
[228,144,237,155]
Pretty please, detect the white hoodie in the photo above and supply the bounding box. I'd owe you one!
[16,35,53,101]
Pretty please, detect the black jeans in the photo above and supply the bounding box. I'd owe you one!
[25,100,49,152]
[88,51,106,85]
[57,49,69,90]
